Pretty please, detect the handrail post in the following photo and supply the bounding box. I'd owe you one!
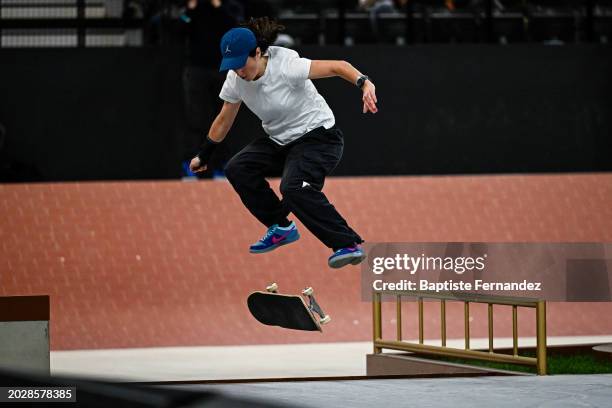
[396,295,402,341]
[418,297,424,344]
[512,305,519,356]
[536,301,547,375]
[464,301,470,349]
[373,292,382,353]
[488,303,494,353]
[440,299,446,347]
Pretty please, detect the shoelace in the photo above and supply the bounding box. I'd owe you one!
[261,227,276,242]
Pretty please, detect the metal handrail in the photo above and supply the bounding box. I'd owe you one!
[372,290,547,375]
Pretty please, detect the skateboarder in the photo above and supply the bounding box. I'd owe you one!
[190,17,378,268]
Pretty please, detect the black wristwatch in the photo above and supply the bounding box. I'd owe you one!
[356,75,369,89]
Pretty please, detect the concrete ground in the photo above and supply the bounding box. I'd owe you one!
[178,374,612,408]
[51,335,612,382]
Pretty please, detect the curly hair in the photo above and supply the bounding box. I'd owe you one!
[241,17,285,56]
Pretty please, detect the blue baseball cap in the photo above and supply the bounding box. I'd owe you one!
[219,28,257,72]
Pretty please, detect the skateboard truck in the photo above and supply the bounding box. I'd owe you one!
[265,283,331,325]
[302,287,331,325]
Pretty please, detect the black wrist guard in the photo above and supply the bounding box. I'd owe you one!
[197,136,220,165]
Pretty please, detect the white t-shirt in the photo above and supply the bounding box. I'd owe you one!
[219,46,336,145]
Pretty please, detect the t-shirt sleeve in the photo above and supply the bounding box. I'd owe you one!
[283,54,312,87]
[219,71,241,103]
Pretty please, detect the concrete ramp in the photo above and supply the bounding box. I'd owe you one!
[177,374,612,408]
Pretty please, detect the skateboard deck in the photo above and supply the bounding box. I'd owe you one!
[247,284,330,332]
[247,292,321,331]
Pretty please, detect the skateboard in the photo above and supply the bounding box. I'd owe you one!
[247,283,331,332]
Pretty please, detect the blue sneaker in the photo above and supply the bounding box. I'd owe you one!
[328,244,366,268]
[250,222,300,254]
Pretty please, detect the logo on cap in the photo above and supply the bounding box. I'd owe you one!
[225,45,231,55]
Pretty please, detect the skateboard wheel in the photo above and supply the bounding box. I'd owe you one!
[320,315,331,325]
[302,287,313,296]
[266,283,278,293]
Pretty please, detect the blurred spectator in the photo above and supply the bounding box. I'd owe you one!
[359,0,409,41]
[180,0,237,177]
[359,0,395,41]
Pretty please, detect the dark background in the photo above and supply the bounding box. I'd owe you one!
[1,44,611,181]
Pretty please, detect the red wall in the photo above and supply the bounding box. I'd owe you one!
[1,173,611,350]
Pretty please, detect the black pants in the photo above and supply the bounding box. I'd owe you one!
[224,126,363,249]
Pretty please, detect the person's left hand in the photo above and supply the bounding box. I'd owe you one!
[362,80,378,114]
[190,156,207,173]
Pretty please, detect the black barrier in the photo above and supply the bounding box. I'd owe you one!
[0,368,294,407]
[0,48,184,181]
[310,44,612,176]
[0,45,610,182]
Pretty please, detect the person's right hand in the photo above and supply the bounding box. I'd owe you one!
[362,80,378,114]
[190,156,207,173]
